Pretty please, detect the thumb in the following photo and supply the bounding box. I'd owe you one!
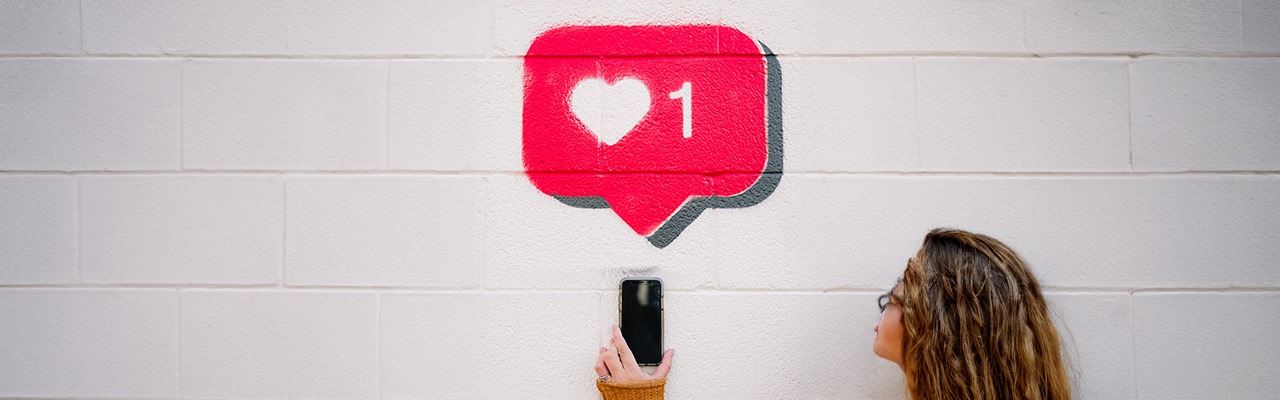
[651,349,675,378]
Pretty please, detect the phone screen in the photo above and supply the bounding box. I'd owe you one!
[619,279,663,365]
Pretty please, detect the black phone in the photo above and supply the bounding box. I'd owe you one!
[619,278,664,366]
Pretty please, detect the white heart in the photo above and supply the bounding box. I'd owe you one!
[569,78,651,145]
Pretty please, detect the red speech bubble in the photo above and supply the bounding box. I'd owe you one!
[523,25,782,248]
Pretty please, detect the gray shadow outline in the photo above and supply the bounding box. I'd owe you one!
[551,41,783,248]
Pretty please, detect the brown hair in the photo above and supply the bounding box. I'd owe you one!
[898,228,1071,400]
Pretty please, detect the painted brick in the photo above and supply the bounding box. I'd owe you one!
[0,0,80,54]
[916,57,1130,172]
[1134,293,1280,399]
[388,60,523,171]
[281,0,491,56]
[0,58,181,170]
[492,0,721,56]
[83,0,288,55]
[79,176,283,284]
[380,291,598,399]
[783,58,918,172]
[180,289,379,399]
[1132,58,1280,171]
[182,60,387,170]
[1245,0,1280,53]
[657,292,906,399]
[723,0,1025,55]
[1026,0,1241,53]
[84,0,490,56]
[0,289,178,398]
[716,175,1280,290]
[0,176,77,284]
[484,174,716,290]
[286,175,484,288]
[1045,293,1133,399]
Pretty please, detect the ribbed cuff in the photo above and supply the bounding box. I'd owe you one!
[596,377,666,400]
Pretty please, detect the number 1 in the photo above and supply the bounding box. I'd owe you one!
[669,82,692,138]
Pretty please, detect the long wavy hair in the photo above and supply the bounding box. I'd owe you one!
[898,228,1071,400]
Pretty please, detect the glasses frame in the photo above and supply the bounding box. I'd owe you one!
[877,277,903,313]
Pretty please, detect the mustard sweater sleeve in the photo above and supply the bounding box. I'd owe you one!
[596,377,666,400]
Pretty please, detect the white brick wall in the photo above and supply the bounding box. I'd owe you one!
[2,1,1278,399]
[0,0,81,55]
[285,175,484,288]
[0,58,182,170]
[0,289,179,398]
[79,175,284,285]
[182,59,388,170]
[0,177,76,284]
[1025,1,1243,53]
[1133,293,1280,398]
[179,289,380,398]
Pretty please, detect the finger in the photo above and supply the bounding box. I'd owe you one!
[611,325,640,369]
[603,347,624,377]
[594,347,608,377]
[652,349,675,378]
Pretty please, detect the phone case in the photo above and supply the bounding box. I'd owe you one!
[618,277,664,366]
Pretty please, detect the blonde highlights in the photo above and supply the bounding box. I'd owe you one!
[898,228,1071,400]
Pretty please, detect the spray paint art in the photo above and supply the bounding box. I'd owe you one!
[523,25,782,248]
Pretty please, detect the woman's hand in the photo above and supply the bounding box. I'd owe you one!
[594,325,675,383]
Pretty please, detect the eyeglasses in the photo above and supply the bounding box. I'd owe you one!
[877,277,903,313]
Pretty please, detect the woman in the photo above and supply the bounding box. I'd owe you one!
[592,228,1072,399]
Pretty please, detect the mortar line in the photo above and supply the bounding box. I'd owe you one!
[179,58,185,169]
[280,180,287,288]
[384,60,391,169]
[3,284,1278,294]
[1129,292,1137,399]
[487,0,496,58]
[912,57,921,170]
[1239,0,1246,51]
[1020,0,1029,53]
[376,292,383,399]
[77,0,84,54]
[4,170,1279,177]
[5,52,1280,60]
[1127,59,1135,172]
[75,177,82,283]
[478,176,489,291]
[177,290,183,397]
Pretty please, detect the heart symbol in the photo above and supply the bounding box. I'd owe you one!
[570,78,651,145]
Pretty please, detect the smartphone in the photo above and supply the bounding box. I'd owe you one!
[619,277,664,366]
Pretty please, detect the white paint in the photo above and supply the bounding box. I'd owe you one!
[669,81,693,138]
[79,176,284,285]
[388,59,523,171]
[82,0,491,56]
[2,2,1279,399]
[0,289,179,398]
[182,59,387,170]
[0,59,182,170]
[0,177,77,284]
[1134,293,1280,398]
[570,77,651,146]
[180,290,379,399]
[285,175,484,288]
[0,0,81,55]
[1025,1,1242,53]
[1132,58,1280,171]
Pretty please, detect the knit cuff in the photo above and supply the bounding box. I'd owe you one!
[596,377,666,400]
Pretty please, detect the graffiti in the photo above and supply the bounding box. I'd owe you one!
[523,25,782,248]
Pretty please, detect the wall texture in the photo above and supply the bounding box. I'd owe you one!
[2,1,1279,399]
